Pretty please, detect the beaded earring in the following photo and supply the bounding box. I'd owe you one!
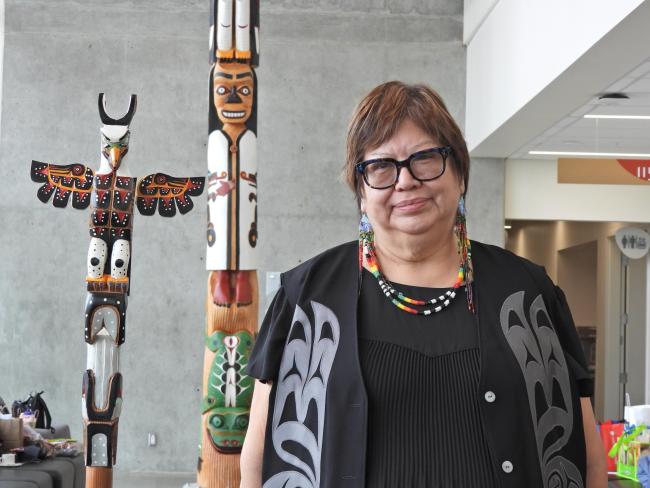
[358,212,374,273]
[455,195,475,313]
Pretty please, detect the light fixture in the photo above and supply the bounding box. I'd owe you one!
[529,150,650,158]
[584,114,650,120]
[504,225,512,230]
[598,92,630,100]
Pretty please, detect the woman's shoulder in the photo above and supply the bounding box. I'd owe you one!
[281,240,550,280]
[277,239,556,301]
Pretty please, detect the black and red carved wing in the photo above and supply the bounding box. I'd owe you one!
[30,161,94,209]
[136,173,205,217]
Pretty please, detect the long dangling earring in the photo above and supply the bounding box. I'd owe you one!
[358,212,374,273]
[455,195,475,313]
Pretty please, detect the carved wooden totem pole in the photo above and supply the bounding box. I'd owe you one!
[30,94,205,488]
[197,1,260,486]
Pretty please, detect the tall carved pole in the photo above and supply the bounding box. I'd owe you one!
[29,95,205,488]
[197,1,260,486]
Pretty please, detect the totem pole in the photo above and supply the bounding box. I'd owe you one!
[30,94,205,488]
[197,1,260,486]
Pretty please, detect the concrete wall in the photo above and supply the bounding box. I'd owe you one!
[0,0,502,474]
[466,157,505,247]
[462,0,499,45]
[0,0,4,135]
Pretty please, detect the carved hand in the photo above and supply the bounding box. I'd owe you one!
[216,179,236,196]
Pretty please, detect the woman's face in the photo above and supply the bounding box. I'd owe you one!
[359,118,464,241]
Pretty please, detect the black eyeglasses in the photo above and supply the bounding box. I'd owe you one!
[355,146,452,189]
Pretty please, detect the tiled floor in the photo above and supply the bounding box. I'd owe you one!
[113,471,196,488]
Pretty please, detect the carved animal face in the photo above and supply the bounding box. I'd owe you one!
[207,407,250,453]
[100,125,130,170]
[212,62,254,125]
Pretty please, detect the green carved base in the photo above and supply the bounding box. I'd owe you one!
[202,330,254,454]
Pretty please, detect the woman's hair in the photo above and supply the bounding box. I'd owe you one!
[343,81,470,209]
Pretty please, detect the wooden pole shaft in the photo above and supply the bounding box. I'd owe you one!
[86,467,113,488]
[197,271,258,488]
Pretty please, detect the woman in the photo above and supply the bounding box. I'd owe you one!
[240,82,607,488]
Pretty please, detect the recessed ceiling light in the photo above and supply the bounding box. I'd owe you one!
[598,92,630,100]
[529,150,650,158]
[584,114,650,120]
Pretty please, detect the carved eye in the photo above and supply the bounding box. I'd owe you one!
[235,414,249,429]
[210,414,225,429]
[239,86,251,96]
[216,86,227,95]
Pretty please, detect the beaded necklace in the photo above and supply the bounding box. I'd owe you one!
[363,239,465,315]
[357,196,475,314]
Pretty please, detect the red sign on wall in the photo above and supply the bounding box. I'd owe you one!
[617,160,650,181]
[558,158,650,185]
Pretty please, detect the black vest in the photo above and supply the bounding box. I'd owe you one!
[246,240,592,488]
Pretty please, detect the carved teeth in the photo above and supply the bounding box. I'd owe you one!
[222,111,245,118]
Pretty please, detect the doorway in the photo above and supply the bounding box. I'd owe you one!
[506,220,649,420]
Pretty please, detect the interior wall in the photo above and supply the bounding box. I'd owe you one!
[506,220,648,420]
[0,0,508,475]
[507,220,558,280]
[558,241,597,328]
[505,158,650,223]
[627,254,648,405]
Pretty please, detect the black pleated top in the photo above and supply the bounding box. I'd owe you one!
[358,268,498,488]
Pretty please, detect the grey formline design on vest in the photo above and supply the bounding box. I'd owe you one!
[500,291,584,488]
[263,301,341,488]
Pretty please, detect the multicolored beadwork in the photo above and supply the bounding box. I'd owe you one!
[455,195,475,313]
[358,213,374,274]
[363,239,464,315]
[358,194,476,315]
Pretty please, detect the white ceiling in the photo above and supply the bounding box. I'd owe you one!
[467,1,650,160]
[511,58,650,159]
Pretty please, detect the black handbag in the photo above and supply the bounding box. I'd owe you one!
[12,391,54,431]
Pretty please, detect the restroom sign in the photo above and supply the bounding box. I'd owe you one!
[615,227,650,259]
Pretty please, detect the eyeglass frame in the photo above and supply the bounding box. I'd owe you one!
[355,145,452,190]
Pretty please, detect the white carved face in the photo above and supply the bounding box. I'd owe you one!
[100,125,130,170]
